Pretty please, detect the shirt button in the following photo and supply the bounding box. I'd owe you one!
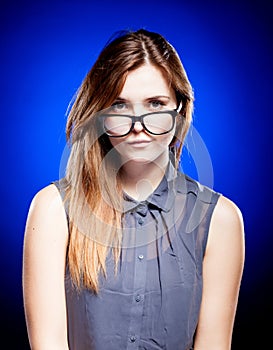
[130,335,136,342]
[138,254,144,260]
[138,217,144,225]
[135,294,141,302]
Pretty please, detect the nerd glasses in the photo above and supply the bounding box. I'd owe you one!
[101,102,183,137]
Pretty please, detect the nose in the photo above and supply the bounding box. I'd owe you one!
[133,120,144,133]
[131,105,146,133]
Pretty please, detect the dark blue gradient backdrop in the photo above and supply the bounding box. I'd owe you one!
[1,1,272,348]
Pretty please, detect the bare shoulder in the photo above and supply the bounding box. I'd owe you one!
[213,195,244,228]
[207,194,245,256]
[25,183,68,241]
[29,183,63,212]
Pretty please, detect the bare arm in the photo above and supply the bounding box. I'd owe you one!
[194,195,245,350]
[23,184,69,350]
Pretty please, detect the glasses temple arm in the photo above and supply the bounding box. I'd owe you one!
[176,101,183,114]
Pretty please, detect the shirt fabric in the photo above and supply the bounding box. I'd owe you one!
[54,161,220,350]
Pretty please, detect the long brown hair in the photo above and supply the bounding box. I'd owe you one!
[64,29,194,292]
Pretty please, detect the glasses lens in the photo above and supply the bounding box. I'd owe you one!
[104,116,131,136]
[144,112,174,134]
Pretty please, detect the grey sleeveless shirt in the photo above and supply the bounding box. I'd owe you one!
[54,162,220,350]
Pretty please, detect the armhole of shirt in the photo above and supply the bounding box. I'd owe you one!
[201,190,221,257]
[52,180,70,229]
[182,175,222,257]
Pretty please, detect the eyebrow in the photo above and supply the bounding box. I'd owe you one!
[115,95,171,102]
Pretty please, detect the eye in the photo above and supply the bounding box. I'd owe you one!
[149,100,165,110]
[111,101,128,112]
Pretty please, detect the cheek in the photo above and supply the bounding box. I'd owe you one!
[108,137,123,149]
[160,129,176,146]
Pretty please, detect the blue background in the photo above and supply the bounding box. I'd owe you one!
[1,0,272,348]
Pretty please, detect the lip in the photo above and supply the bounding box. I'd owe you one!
[127,140,152,147]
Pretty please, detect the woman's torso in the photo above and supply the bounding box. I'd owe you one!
[55,166,220,350]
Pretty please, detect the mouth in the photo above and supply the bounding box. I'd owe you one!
[127,140,152,147]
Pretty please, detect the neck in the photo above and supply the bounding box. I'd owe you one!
[119,154,169,201]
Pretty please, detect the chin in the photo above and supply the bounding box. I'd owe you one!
[120,150,169,167]
[128,156,153,164]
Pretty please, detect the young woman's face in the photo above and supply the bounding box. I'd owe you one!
[107,64,177,165]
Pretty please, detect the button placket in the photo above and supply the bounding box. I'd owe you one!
[136,203,148,227]
[126,210,148,349]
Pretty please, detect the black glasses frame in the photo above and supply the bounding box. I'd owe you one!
[102,109,180,138]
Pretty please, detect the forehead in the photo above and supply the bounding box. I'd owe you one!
[119,64,175,101]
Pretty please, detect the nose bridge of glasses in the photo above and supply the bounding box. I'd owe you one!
[132,115,145,132]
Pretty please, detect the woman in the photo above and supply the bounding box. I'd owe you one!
[23,29,245,350]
